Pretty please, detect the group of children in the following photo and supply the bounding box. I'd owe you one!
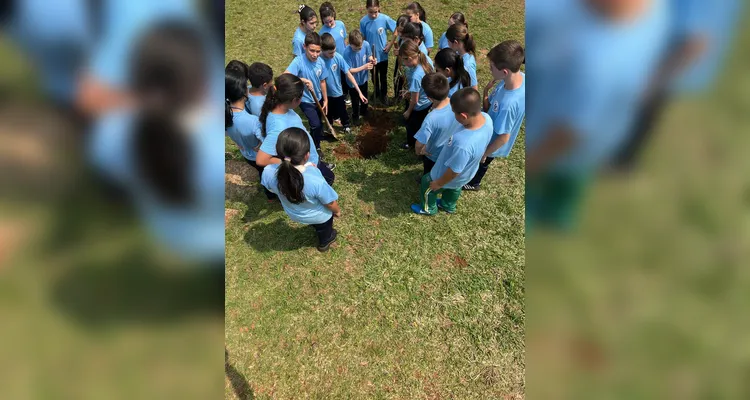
[225,1,526,252]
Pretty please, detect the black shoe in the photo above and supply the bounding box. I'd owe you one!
[327,163,336,171]
[317,229,338,252]
[400,143,410,150]
[462,184,480,191]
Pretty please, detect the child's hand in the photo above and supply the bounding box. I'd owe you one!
[403,110,412,120]
[321,100,328,115]
[400,90,409,99]
[253,145,261,152]
[484,79,498,94]
[369,56,377,65]
[333,210,342,218]
[359,93,368,104]
[300,78,315,92]
[363,62,374,71]
[429,180,442,191]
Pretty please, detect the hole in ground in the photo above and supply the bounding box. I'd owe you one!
[332,109,398,160]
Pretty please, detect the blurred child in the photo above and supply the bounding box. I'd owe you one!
[399,40,434,149]
[293,5,318,57]
[463,40,525,191]
[256,73,335,185]
[405,2,433,54]
[446,23,478,90]
[284,32,330,151]
[225,71,276,201]
[321,33,369,134]
[411,88,493,216]
[414,73,459,176]
[262,128,341,252]
[342,30,375,125]
[359,0,397,103]
[401,21,429,56]
[246,62,273,117]
[438,12,466,50]
[392,14,411,100]
[434,47,471,97]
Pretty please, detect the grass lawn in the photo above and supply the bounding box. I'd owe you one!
[225,0,526,398]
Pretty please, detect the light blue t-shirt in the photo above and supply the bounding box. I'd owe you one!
[438,32,449,50]
[245,94,266,117]
[261,164,338,225]
[430,113,494,189]
[286,55,330,104]
[226,109,264,161]
[419,42,429,56]
[319,20,348,55]
[462,53,478,87]
[414,104,460,161]
[360,13,397,62]
[343,42,372,87]
[525,0,669,173]
[487,73,526,158]
[292,27,307,57]
[447,77,465,98]
[421,21,434,49]
[260,110,320,165]
[407,57,435,111]
[323,53,352,98]
[88,107,225,263]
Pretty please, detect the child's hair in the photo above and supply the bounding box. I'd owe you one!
[446,23,476,55]
[349,29,364,46]
[488,40,525,72]
[421,72,449,101]
[435,48,471,90]
[225,59,250,80]
[366,0,380,9]
[406,2,426,22]
[225,72,247,128]
[260,73,305,136]
[319,2,336,20]
[275,127,311,204]
[130,21,207,206]
[450,12,467,28]
[248,62,273,88]
[450,87,482,116]
[400,40,433,74]
[321,32,336,51]
[305,31,322,47]
[396,14,410,31]
[297,4,317,23]
[401,22,424,44]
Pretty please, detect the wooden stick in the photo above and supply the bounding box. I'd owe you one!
[371,43,378,101]
[306,86,338,139]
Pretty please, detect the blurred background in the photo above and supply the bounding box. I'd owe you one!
[526,0,750,398]
[0,0,225,398]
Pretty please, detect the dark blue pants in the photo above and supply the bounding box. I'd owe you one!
[326,95,350,128]
[311,215,335,246]
[467,157,495,186]
[299,102,323,150]
[246,159,277,200]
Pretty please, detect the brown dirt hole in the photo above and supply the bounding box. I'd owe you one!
[332,108,398,159]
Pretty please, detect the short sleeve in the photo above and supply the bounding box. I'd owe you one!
[286,57,300,75]
[468,63,478,87]
[386,16,396,32]
[340,22,347,38]
[319,61,329,81]
[414,116,434,144]
[260,167,278,194]
[360,19,366,35]
[259,134,276,155]
[252,118,264,142]
[339,56,351,73]
[313,178,339,205]
[423,23,434,48]
[445,148,472,174]
[409,71,422,93]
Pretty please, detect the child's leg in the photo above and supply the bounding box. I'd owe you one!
[311,215,335,246]
[247,159,277,200]
[334,95,350,127]
[406,107,430,147]
[377,60,388,101]
[466,157,495,187]
[438,187,462,213]
[326,95,337,125]
[340,70,349,101]
[359,81,369,118]
[299,102,323,149]
[422,156,436,176]
[419,173,440,215]
[349,85,361,120]
[317,161,336,185]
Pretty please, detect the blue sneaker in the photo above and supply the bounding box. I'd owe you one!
[410,204,434,216]
[436,199,455,214]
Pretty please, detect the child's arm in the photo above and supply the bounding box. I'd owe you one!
[429,168,459,191]
[346,71,368,103]
[320,79,328,114]
[483,134,510,162]
[324,200,341,217]
[415,141,428,156]
[256,150,281,167]
[482,79,498,112]
[403,92,418,120]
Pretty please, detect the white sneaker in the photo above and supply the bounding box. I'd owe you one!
[345,99,352,106]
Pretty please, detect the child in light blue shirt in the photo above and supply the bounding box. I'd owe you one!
[360,0,397,102]
[261,128,341,252]
[321,33,368,132]
[446,23,478,89]
[405,2,433,53]
[342,30,375,123]
[414,73,461,176]
[246,62,273,117]
[319,3,347,55]
[438,12,467,51]
[400,40,434,149]
[293,5,318,57]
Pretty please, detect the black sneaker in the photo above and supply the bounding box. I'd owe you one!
[317,229,338,252]
[327,163,336,171]
[400,143,410,150]
[462,184,480,191]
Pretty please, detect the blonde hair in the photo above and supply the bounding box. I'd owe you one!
[400,40,433,74]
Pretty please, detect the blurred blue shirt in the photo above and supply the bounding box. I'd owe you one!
[226,109,264,161]
[259,110,320,165]
[438,32,449,50]
[414,103,460,162]
[245,94,266,117]
[526,0,670,173]
[488,74,526,158]
[430,113,494,189]
[261,164,338,225]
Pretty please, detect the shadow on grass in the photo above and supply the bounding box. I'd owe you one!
[344,169,421,218]
[243,218,317,252]
[52,252,224,326]
[226,348,255,400]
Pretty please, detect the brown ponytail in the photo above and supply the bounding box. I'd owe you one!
[446,23,475,55]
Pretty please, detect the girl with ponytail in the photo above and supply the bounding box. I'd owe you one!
[257,73,335,185]
[405,2,433,54]
[399,40,434,149]
[260,128,341,252]
[225,70,276,201]
[293,4,319,57]
[434,48,471,98]
[446,23,478,90]
[438,12,467,50]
